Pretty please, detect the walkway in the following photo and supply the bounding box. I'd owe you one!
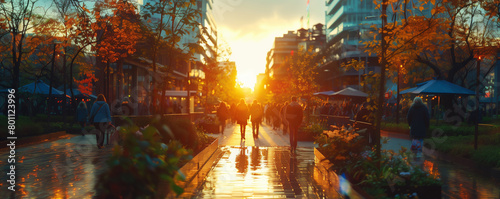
[191,122,332,198]
[0,134,111,198]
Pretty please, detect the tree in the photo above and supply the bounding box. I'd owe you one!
[91,0,142,105]
[141,0,201,113]
[343,0,500,158]
[279,47,319,101]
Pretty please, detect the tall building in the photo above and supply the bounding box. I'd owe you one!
[321,0,379,91]
[184,0,217,70]
[267,24,325,96]
[269,23,326,79]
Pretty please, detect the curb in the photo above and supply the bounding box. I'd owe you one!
[0,131,69,150]
[169,138,221,198]
[423,146,500,180]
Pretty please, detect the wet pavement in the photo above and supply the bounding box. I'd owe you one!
[0,134,112,198]
[193,146,328,198]
[192,122,335,198]
[381,132,500,199]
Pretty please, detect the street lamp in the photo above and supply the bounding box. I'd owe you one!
[475,56,482,150]
[475,56,483,149]
[396,64,402,124]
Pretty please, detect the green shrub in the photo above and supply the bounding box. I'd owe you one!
[0,115,43,140]
[94,123,192,198]
[381,122,409,133]
[471,146,500,168]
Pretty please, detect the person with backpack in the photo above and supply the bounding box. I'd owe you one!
[89,94,112,149]
[285,97,303,153]
[235,99,249,140]
[249,100,263,139]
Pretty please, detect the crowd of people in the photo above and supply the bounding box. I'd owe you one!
[216,97,304,153]
[312,100,372,123]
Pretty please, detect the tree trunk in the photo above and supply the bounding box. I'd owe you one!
[375,0,389,161]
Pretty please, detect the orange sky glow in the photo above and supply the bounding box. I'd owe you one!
[213,0,324,90]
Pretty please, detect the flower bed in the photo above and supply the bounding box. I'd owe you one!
[316,125,441,198]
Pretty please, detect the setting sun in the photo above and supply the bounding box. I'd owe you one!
[213,0,324,91]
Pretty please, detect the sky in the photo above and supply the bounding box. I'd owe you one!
[212,0,325,90]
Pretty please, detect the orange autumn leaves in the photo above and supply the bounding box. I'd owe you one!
[91,0,142,63]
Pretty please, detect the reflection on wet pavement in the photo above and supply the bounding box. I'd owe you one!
[194,146,335,198]
[0,135,111,199]
[383,135,500,199]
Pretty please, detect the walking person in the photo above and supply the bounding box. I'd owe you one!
[89,94,112,149]
[407,97,430,158]
[285,97,303,153]
[217,101,230,135]
[76,101,88,136]
[235,99,249,140]
[249,100,263,139]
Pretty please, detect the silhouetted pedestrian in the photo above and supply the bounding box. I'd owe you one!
[76,101,88,136]
[217,101,230,134]
[250,100,263,139]
[285,97,303,153]
[235,99,249,140]
[89,94,112,149]
[407,97,430,157]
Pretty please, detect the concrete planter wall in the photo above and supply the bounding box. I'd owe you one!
[314,148,368,199]
[167,138,221,198]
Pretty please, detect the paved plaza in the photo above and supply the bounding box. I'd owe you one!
[1,122,500,198]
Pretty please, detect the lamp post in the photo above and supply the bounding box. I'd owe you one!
[475,56,482,150]
[49,42,58,114]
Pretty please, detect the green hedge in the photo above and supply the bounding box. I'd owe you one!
[425,134,500,168]
[0,116,44,139]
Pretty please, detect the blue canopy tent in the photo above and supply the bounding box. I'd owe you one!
[330,87,368,97]
[313,90,336,102]
[400,79,474,95]
[400,79,475,124]
[0,80,67,96]
[313,91,336,96]
[65,88,97,99]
